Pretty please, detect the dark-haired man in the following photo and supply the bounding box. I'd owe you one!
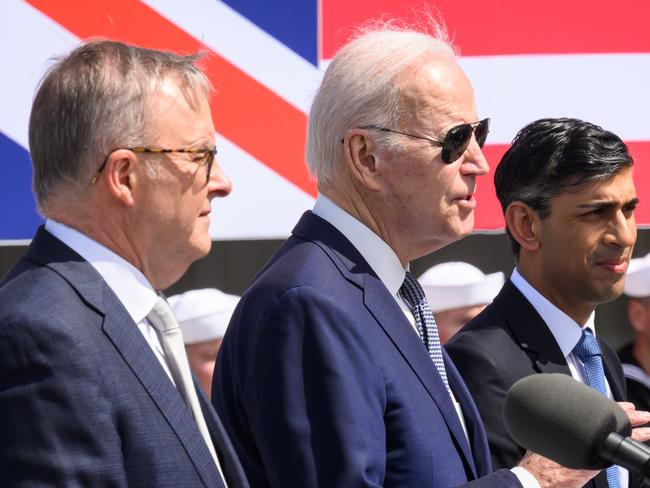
[447,117,650,488]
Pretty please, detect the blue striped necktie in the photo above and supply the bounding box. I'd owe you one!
[573,329,620,488]
[399,271,450,393]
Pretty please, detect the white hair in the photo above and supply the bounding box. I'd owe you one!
[305,21,457,184]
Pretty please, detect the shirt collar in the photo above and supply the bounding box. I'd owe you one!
[45,219,158,323]
[312,193,406,296]
[510,268,596,358]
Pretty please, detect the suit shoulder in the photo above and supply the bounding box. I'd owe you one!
[448,303,512,346]
[0,258,102,357]
[247,236,360,300]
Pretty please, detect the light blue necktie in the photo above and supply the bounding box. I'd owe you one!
[573,329,621,488]
[400,271,450,394]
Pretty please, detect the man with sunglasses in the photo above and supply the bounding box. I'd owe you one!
[447,118,650,488]
[213,26,613,488]
[0,40,247,486]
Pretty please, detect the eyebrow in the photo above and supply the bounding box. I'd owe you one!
[575,197,640,211]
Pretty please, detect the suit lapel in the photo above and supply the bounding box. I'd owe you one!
[444,351,489,478]
[292,212,477,477]
[101,302,224,487]
[27,228,223,488]
[363,274,477,476]
[196,380,248,487]
[494,281,572,375]
[600,339,626,401]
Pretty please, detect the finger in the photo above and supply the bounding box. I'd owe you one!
[617,401,636,412]
[631,427,650,443]
[627,410,650,427]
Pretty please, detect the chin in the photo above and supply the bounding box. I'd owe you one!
[450,215,475,240]
[189,234,213,260]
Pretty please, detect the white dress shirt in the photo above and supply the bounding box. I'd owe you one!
[511,268,628,487]
[45,219,175,383]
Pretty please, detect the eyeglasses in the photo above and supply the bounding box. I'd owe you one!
[91,146,217,184]
[359,118,490,164]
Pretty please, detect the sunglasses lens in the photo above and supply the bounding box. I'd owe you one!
[442,124,473,164]
[475,119,490,148]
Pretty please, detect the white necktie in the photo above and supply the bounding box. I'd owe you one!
[147,296,227,486]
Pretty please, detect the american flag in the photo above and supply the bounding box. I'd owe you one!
[2,0,649,242]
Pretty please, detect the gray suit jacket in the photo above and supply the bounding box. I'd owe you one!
[0,227,248,487]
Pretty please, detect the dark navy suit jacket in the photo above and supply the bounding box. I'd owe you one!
[0,227,247,487]
[446,279,628,488]
[213,212,521,487]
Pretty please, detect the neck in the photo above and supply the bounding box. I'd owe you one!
[319,184,414,266]
[47,204,177,291]
[516,261,594,326]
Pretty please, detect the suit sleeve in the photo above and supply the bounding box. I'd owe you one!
[446,335,527,471]
[0,314,128,486]
[241,286,387,488]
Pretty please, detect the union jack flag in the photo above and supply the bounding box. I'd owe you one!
[2,0,649,242]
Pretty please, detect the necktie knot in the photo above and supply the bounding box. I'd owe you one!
[573,329,602,360]
[399,271,426,310]
[148,296,180,334]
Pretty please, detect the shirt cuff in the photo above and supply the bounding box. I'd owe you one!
[511,466,541,488]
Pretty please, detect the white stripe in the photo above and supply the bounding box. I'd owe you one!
[210,135,314,240]
[460,53,650,144]
[0,0,80,148]
[141,0,322,114]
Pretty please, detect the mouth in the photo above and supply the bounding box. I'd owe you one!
[455,193,477,209]
[199,208,211,218]
[595,256,629,274]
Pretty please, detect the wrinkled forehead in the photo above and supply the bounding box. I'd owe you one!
[397,55,476,126]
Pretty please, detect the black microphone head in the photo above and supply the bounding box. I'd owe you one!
[504,373,631,469]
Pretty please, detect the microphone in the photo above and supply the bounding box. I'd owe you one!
[504,373,650,477]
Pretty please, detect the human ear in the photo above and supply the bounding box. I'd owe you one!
[505,202,541,253]
[342,130,382,191]
[102,149,139,207]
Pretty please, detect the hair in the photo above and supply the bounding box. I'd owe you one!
[305,20,457,184]
[494,117,633,257]
[28,39,211,213]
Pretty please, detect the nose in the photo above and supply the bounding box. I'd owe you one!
[459,139,490,177]
[604,210,636,249]
[208,159,232,198]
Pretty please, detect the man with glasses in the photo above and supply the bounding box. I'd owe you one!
[447,118,649,488]
[212,25,624,488]
[0,40,247,487]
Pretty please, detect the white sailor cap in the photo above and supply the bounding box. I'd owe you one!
[418,262,504,313]
[624,253,650,298]
[168,288,240,344]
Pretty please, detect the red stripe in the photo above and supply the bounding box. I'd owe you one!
[322,0,650,58]
[474,141,650,230]
[27,0,316,197]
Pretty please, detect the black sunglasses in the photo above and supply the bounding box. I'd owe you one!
[91,146,217,184]
[358,118,490,164]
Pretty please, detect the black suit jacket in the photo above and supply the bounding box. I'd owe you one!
[0,227,248,487]
[446,279,627,488]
